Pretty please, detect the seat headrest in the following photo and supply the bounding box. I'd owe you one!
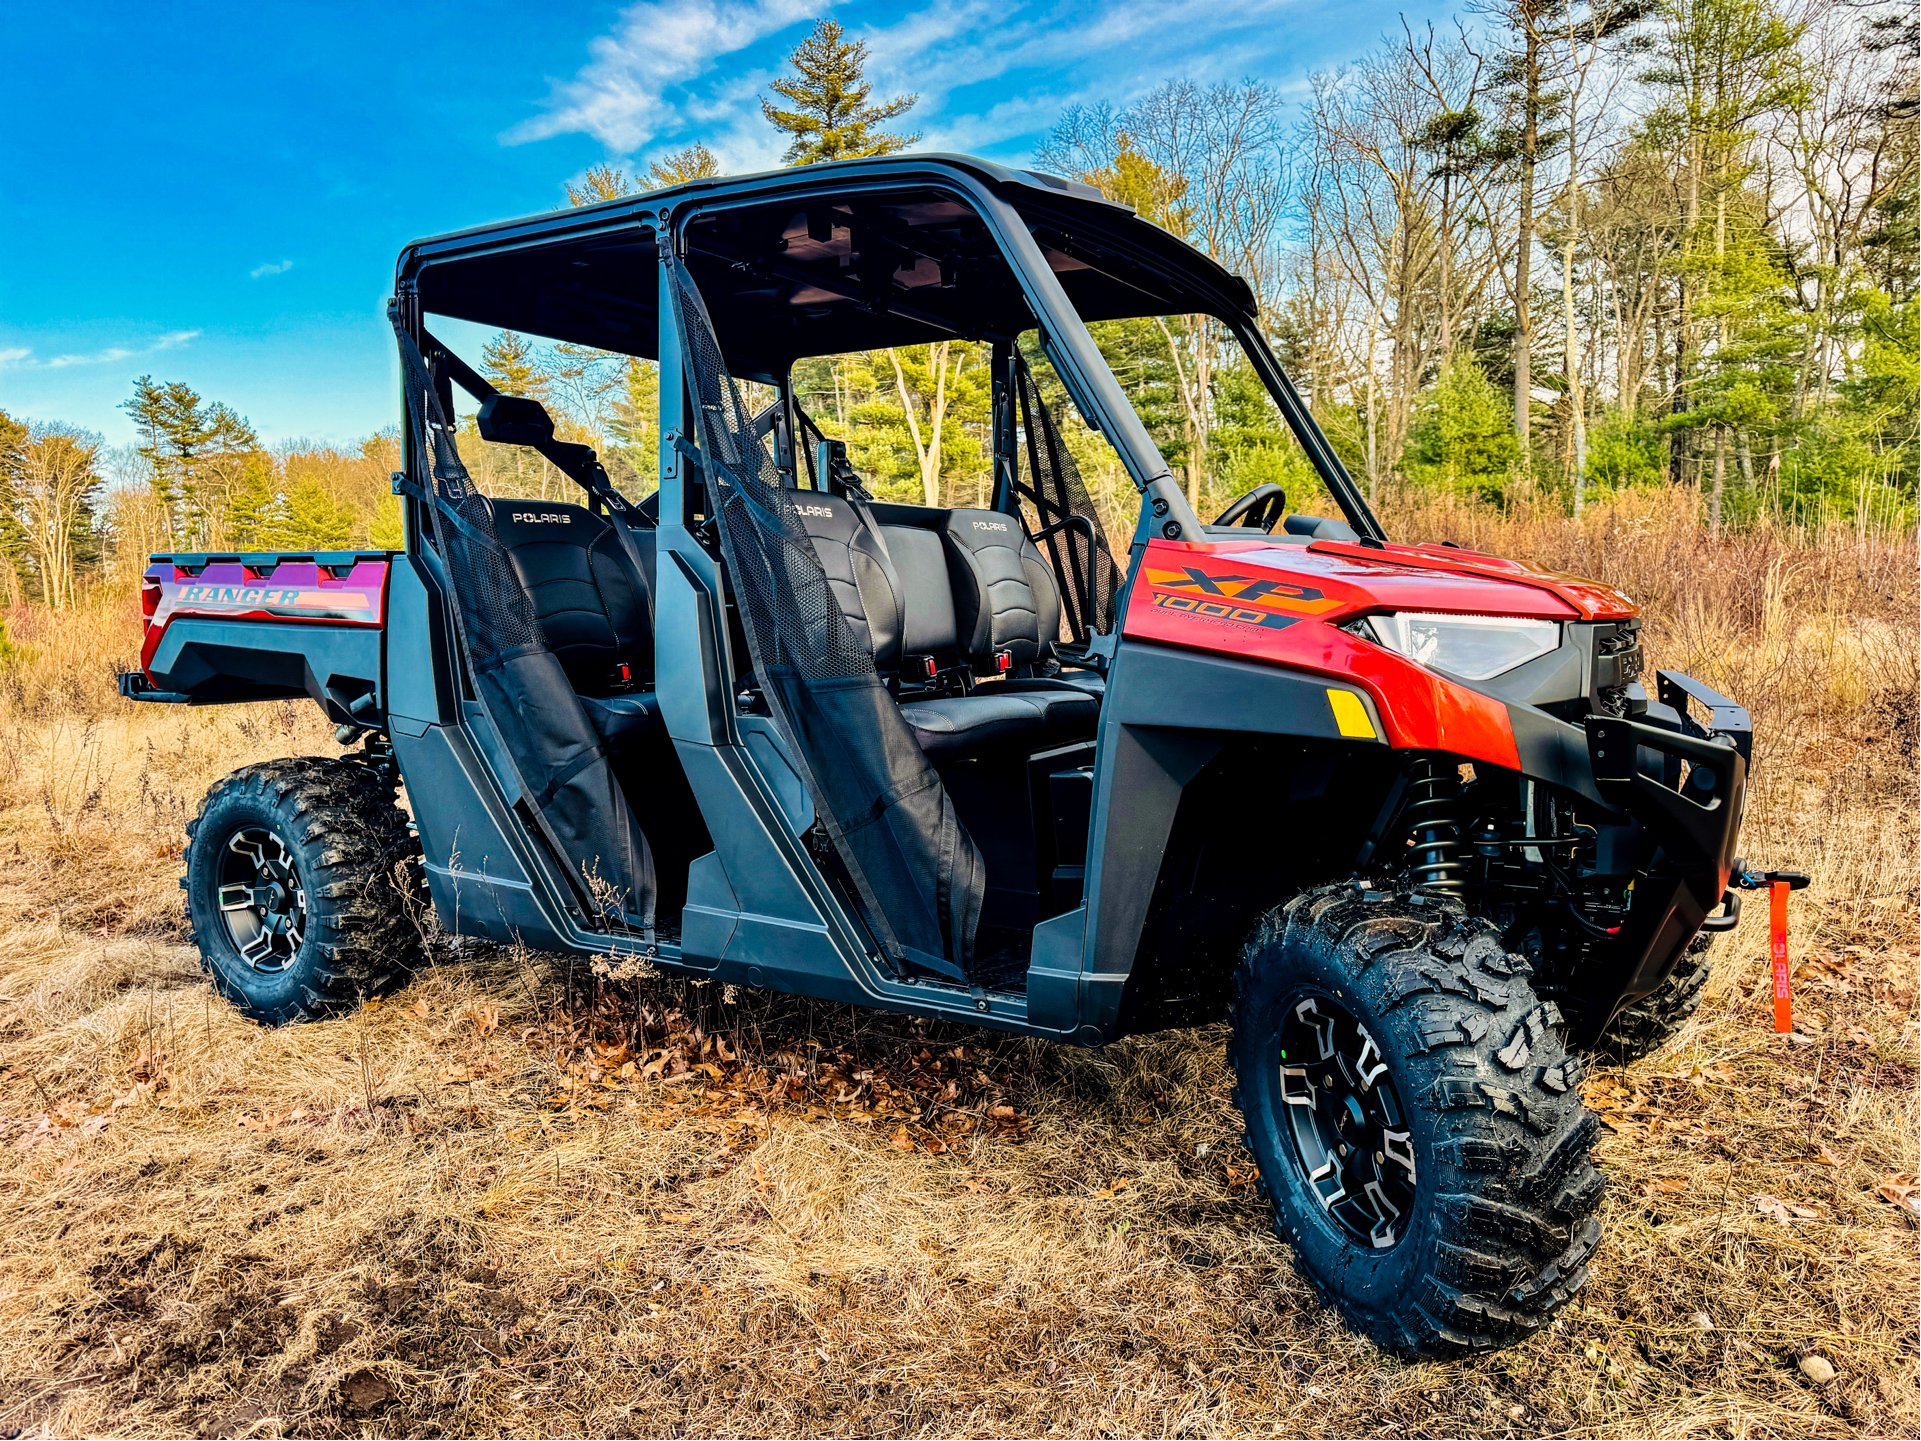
[780,488,905,672]
[489,499,602,548]
[941,508,1062,672]
[781,490,868,536]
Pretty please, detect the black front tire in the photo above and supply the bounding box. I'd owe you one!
[1230,884,1605,1359]
[185,757,423,1025]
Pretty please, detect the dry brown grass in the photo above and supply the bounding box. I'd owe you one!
[0,505,1915,1439]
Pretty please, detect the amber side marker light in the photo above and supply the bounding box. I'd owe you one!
[1326,689,1378,740]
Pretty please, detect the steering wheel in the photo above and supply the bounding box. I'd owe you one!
[1212,484,1287,532]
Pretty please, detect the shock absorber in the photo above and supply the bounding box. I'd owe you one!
[1402,756,1467,893]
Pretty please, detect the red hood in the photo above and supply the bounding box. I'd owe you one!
[1136,537,1636,622]
[1302,538,1637,620]
[1120,537,1638,771]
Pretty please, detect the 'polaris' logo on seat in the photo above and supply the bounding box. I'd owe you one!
[794,504,836,518]
[970,520,1009,532]
[511,512,571,523]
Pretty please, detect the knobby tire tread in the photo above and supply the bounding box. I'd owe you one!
[185,757,423,1025]
[1230,882,1606,1360]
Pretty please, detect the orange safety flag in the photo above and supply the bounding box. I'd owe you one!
[1770,880,1792,1033]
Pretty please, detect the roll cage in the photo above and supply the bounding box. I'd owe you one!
[392,152,1385,554]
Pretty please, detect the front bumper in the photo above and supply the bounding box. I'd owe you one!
[1566,672,1751,1040]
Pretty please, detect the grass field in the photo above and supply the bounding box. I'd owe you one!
[1,492,1915,1438]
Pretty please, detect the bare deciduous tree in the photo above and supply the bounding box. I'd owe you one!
[19,425,103,609]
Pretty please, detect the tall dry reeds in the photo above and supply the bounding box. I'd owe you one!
[0,594,344,936]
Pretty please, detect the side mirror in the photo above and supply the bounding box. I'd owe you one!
[476,394,556,446]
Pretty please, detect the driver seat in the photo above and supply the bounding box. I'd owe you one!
[784,493,1098,758]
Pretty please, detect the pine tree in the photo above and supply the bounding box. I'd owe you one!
[368,494,407,550]
[273,476,356,550]
[761,20,919,165]
[608,358,661,493]
[123,376,178,545]
[564,145,721,208]
[198,401,263,548]
[566,164,637,207]
[122,377,218,547]
[481,332,545,398]
[1084,134,1194,234]
[224,454,281,551]
[649,143,721,185]
[1405,353,1522,500]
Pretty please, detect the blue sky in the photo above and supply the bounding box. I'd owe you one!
[1,0,1440,448]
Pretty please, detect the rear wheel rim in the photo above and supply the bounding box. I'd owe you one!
[216,826,307,973]
[1277,992,1417,1249]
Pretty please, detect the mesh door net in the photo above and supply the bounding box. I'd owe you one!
[393,320,656,929]
[1011,356,1126,646]
[665,258,984,979]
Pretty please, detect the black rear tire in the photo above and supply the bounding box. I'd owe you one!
[184,757,424,1025]
[1595,933,1715,1063]
[1230,883,1605,1359]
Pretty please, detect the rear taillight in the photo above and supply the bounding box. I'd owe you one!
[141,580,162,620]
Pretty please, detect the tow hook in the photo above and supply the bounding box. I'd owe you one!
[1730,862,1810,892]
[1700,862,1811,932]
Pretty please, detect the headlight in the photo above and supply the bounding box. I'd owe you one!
[1352,612,1561,680]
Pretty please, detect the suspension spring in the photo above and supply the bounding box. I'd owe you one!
[1402,756,1467,893]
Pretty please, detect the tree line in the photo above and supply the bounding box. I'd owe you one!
[3,3,1911,608]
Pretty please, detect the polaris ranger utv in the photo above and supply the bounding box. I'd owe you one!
[122,155,1771,1358]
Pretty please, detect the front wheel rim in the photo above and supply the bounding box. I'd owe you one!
[1276,992,1418,1249]
[216,826,307,973]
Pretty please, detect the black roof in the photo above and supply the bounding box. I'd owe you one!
[396,154,1258,375]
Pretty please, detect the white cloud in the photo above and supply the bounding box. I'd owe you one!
[505,0,825,153]
[511,0,1307,170]
[3,330,202,371]
[250,259,295,278]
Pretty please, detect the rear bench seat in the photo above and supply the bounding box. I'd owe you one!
[489,499,662,749]
[490,490,1099,764]
[790,492,1100,759]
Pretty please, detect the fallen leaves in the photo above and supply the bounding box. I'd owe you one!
[1872,1173,1920,1217]
[237,1108,310,1132]
[1580,1076,1724,1142]
[1753,1193,1821,1224]
[435,1053,501,1085]
[15,1071,177,1150]
[1685,1059,1740,1088]
[1795,952,1860,994]
[523,997,1034,1151]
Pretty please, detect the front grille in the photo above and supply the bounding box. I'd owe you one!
[1593,619,1643,716]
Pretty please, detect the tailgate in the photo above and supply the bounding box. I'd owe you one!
[124,553,393,716]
